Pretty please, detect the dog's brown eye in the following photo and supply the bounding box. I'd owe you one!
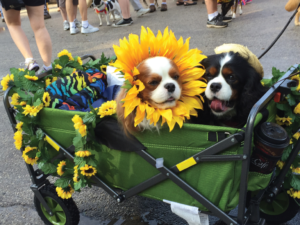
[173,75,179,80]
[149,80,159,86]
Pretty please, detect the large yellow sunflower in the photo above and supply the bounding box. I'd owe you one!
[22,104,43,117]
[1,74,14,91]
[57,160,66,176]
[80,164,97,177]
[56,185,74,199]
[57,49,74,61]
[22,146,39,165]
[11,93,26,106]
[72,115,87,137]
[276,115,293,126]
[98,100,117,118]
[111,26,207,131]
[24,75,38,81]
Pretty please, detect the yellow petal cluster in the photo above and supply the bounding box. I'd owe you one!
[275,115,292,126]
[45,77,58,87]
[22,146,38,165]
[43,92,51,107]
[55,64,62,70]
[22,104,44,117]
[276,160,285,170]
[293,132,300,140]
[291,75,300,91]
[1,74,14,91]
[292,167,300,174]
[57,160,66,176]
[287,188,300,199]
[77,57,83,65]
[111,26,207,131]
[294,103,300,114]
[14,130,23,150]
[72,115,87,137]
[57,49,74,61]
[80,164,97,177]
[16,122,23,131]
[75,150,92,157]
[98,100,117,118]
[19,68,25,71]
[56,185,74,199]
[24,75,38,81]
[73,165,79,183]
[11,93,26,106]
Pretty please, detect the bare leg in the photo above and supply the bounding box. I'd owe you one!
[119,0,131,19]
[79,0,88,21]
[26,5,52,67]
[60,6,68,20]
[205,0,217,14]
[66,0,76,22]
[2,8,33,59]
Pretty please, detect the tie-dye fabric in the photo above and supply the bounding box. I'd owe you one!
[46,69,107,108]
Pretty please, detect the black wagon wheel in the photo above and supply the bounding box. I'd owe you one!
[34,184,80,225]
[246,190,300,225]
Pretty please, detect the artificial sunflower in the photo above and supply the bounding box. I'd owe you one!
[72,115,87,137]
[19,68,25,71]
[293,132,300,140]
[10,93,26,106]
[43,92,51,107]
[287,188,300,199]
[56,185,74,199]
[75,150,92,157]
[22,146,39,165]
[73,165,79,182]
[45,78,51,87]
[57,49,74,61]
[16,122,23,131]
[290,139,293,144]
[276,160,285,170]
[291,75,300,91]
[55,64,63,70]
[275,115,292,126]
[292,167,300,174]
[77,56,83,65]
[23,104,43,117]
[24,75,38,81]
[111,26,207,131]
[80,164,97,177]
[1,74,14,91]
[294,103,300,114]
[100,65,107,74]
[14,130,23,150]
[98,100,117,118]
[57,160,66,176]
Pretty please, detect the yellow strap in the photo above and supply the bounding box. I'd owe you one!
[45,136,60,151]
[176,157,197,172]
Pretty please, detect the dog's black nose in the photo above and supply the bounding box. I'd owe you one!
[164,83,175,93]
[210,83,222,93]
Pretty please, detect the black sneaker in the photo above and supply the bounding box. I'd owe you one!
[207,14,228,28]
[112,18,133,27]
[219,14,232,22]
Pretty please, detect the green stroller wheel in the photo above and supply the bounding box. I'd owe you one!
[34,184,80,225]
[247,191,300,225]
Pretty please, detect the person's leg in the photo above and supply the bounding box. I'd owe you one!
[129,0,150,16]
[161,0,167,11]
[44,0,51,19]
[26,5,52,68]
[206,0,217,14]
[66,0,76,22]
[205,0,228,28]
[60,6,68,20]
[112,0,133,27]
[2,9,34,60]
[78,0,87,21]
[149,0,156,12]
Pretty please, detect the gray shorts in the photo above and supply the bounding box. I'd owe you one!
[59,0,78,8]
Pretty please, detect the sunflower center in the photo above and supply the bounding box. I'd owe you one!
[85,168,94,174]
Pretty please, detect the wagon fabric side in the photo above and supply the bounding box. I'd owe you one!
[37,101,275,212]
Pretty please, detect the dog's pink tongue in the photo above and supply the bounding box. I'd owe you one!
[211,99,226,112]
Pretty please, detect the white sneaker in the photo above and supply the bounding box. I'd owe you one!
[70,27,80,35]
[63,21,70,30]
[137,8,150,17]
[74,18,81,28]
[20,60,40,72]
[110,13,122,21]
[81,24,99,34]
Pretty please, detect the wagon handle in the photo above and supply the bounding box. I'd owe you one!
[237,64,299,224]
[36,54,97,80]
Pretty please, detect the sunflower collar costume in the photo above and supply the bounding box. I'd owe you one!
[112,26,207,131]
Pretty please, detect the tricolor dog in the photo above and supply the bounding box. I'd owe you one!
[93,0,122,26]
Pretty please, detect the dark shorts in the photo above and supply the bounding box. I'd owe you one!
[1,0,45,11]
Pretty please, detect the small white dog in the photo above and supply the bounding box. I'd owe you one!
[93,0,122,26]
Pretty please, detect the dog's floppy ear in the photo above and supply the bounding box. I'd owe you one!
[116,88,139,135]
[236,67,267,123]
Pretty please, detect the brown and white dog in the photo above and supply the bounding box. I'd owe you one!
[93,0,122,26]
[116,56,182,134]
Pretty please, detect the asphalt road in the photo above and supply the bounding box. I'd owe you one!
[0,0,300,224]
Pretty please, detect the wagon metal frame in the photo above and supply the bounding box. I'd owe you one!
[4,56,300,225]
